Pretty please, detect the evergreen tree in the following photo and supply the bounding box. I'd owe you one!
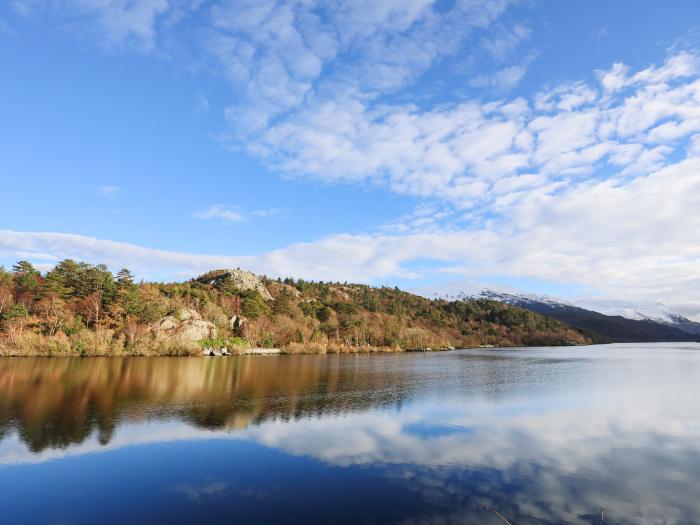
[116,268,135,287]
[12,260,41,302]
[316,305,332,322]
[241,290,270,319]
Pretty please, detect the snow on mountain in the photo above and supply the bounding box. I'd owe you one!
[412,280,573,308]
[413,280,694,325]
[413,279,700,341]
[573,299,682,324]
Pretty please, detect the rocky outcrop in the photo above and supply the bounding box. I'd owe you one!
[155,308,217,343]
[230,315,245,332]
[196,268,273,301]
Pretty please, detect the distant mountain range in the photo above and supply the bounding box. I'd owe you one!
[413,280,700,343]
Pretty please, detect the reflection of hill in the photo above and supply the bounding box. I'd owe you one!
[0,356,410,452]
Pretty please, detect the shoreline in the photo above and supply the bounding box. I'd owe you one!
[0,342,591,358]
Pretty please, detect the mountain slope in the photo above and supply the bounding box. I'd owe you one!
[415,280,700,343]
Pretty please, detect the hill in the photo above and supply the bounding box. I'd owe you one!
[414,280,700,343]
[0,261,590,356]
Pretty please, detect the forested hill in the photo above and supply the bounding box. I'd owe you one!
[0,261,590,356]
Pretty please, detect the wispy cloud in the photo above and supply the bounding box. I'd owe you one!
[171,482,228,503]
[193,205,282,224]
[13,0,170,50]
[0,15,15,36]
[206,0,516,135]
[469,56,534,92]
[97,185,121,199]
[195,93,209,114]
[480,23,531,61]
[591,25,610,39]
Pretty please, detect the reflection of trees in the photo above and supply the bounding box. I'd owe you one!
[0,356,411,451]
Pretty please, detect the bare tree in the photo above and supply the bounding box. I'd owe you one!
[123,315,148,346]
[81,291,102,327]
[0,284,12,320]
[36,294,67,336]
[5,317,28,346]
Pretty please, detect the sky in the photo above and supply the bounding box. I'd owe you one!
[1,1,700,318]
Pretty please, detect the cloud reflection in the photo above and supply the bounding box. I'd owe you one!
[0,346,699,523]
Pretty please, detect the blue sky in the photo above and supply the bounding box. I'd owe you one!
[2,1,700,316]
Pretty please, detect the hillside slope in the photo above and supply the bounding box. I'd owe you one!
[0,261,590,355]
[415,280,699,343]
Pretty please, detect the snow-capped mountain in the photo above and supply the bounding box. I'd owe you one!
[414,280,573,308]
[574,299,682,325]
[412,280,700,342]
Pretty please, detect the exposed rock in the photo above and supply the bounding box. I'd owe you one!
[155,308,217,343]
[268,281,301,298]
[196,268,273,301]
[239,348,281,355]
[328,286,351,301]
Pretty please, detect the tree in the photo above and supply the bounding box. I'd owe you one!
[0,283,13,320]
[80,292,103,327]
[43,260,117,305]
[12,260,40,276]
[241,290,270,319]
[12,260,41,304]
[43,259,82,299]
[123,315,148,346]
[272,288,295,317]
[36,294,69,336]
[0,266,12,287]
[316,305,332,323]
[4,303,28,321]
[116,268,135,287]
[81,264,116,302]
[362,289,378,312]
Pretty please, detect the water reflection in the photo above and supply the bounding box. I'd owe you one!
[0,345,699,524]
[0,354,420,452]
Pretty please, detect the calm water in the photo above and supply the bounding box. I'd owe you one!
[0,344,699,524]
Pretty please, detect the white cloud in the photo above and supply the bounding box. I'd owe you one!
[205,0,516,134]
[243,51,700,217]
[13,0,170,49]
[469,61,531,92]
[192,205,282,224]
[193,205,245,224]
[480,22,531,61]
[4,149,700,321]
[8,6,700,322]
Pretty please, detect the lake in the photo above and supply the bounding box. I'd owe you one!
[0,343,699,524]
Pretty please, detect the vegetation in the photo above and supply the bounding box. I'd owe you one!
[0,260,589,356]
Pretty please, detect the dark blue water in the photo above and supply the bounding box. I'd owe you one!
[0,344,699,524]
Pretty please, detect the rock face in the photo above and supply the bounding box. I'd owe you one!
[156,308,217,342]
[230,315,245,332]
[196,268,273,301]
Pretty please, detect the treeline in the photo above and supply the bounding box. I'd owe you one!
[0,260,589,356]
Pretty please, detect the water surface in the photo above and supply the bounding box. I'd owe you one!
[1,343,699,524]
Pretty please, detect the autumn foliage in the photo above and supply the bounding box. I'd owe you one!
[0,260,589,356]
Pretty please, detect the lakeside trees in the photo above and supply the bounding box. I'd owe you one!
[0,260,589,356]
